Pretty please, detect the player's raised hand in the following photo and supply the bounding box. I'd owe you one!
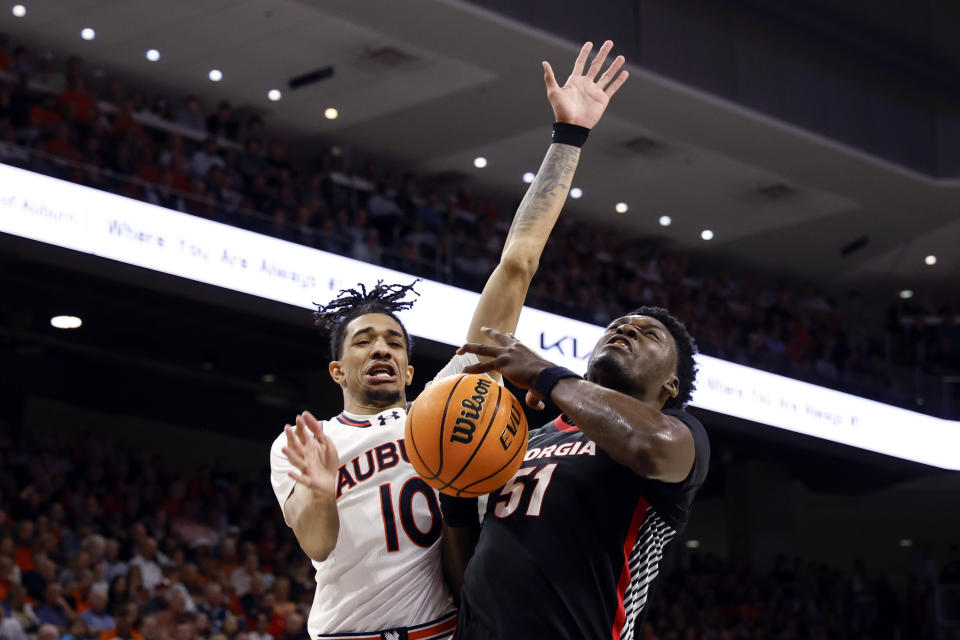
[283,411,339,498]
[543,40,628,129]
[458,327,556,410]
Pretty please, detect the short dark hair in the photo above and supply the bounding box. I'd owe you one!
[314,281,420,360]
[627,306,698,409]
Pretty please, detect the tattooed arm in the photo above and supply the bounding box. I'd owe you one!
[465,40,629,350]
[443,39,629,602]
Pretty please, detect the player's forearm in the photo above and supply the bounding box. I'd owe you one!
[499,142,581,274]
[441,524,480,602]
[549,378,687,479]
[289,489,340,562]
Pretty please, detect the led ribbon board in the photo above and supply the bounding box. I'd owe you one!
[1,163,957,470]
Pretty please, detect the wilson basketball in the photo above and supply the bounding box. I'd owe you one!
[406,373,529,497]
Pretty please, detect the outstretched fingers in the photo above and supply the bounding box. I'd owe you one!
[570,41,593,77]
[585,40,614,81]
[596,54,624,89]
[543,61,559,92]
[604,70,629,96]
[462,358,505,375]
[301,411,326,442]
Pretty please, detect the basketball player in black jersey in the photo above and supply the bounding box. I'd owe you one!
[445,309,710,639]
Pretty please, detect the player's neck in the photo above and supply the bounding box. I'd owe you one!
[342,395,406,416]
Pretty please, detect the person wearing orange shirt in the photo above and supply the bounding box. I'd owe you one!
[98,603,144,640]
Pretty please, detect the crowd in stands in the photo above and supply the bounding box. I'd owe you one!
[643,550,959,640]
[1,426,957,640]
[0,427,315,640]
[1,35,957,415]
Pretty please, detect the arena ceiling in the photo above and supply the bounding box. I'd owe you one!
[3,0,958,308]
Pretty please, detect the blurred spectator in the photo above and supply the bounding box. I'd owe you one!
[0,604,27,640]
[57,76,97,127]
[191,139,224,179]
[80,585,114,633]
[35,54,66,94]
[206,102,239,140]
[34,583,74,631]
[176,97,205,132]
[99,603,142,640]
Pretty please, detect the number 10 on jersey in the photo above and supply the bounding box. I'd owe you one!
[378,477,443,551]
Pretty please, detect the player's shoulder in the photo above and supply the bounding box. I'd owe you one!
[664,408,708,441]
[269,415,339,452]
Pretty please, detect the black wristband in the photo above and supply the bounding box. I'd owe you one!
[534,366,582,402]
[438,493,479,528]
[551,122,590,148]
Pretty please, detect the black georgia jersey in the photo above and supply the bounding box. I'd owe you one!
[456,409,710,640]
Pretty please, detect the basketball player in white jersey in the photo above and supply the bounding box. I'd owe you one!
[270,40,630,639]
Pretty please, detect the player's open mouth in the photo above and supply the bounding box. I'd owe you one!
[364,363,397,383]
[605,336,632,352]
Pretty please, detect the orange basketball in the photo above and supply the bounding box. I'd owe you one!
[406,373,528,497]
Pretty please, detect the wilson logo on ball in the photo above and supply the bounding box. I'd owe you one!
[406,373,529,497]
[451,376,492,444]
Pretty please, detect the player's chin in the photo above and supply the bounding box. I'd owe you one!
[361,383,404,406]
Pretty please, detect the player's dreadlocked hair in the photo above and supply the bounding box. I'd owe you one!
[628,305,698,410]
[314,280,420,359]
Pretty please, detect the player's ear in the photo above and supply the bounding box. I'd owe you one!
[405,364,414,386]
[664,374,679,399]
[329,360,345,385]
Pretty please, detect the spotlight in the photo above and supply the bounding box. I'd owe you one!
[262,374,276,384]
[80,27,96,41]
[473,157,488,169]
[208,69,223,82]
[569,187,583,199]
[898,538,913,548]
[684,540,701,549]
[12,4,26,17]
[899,290,914,299]
[50,315,82,329]
[659,215,672,227]
[267,89,281,102]
[324,107,338,120]
[522,172,535,184]
[701,229,714,241]
[925,255,937,266]
[145,49,160,62]
[615,202,628,214]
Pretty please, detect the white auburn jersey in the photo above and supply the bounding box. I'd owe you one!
[270,406,455,636]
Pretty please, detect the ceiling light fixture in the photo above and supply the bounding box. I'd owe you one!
[659,215,672,227]
[80,27,96,41]
[267,89,281,102]
[569,187,583,199]
[615,202,628,214]
[11,4,26,17]
[324,107,338,120]
[684,540,701,549]
[50,315,82,329]
[522,172,535,184]
[145,49,160,62]
[473,157,487,169]
[925,255,937,266]
[701,229,714,241]
[899,289,914,299]
[208,69,223,82]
